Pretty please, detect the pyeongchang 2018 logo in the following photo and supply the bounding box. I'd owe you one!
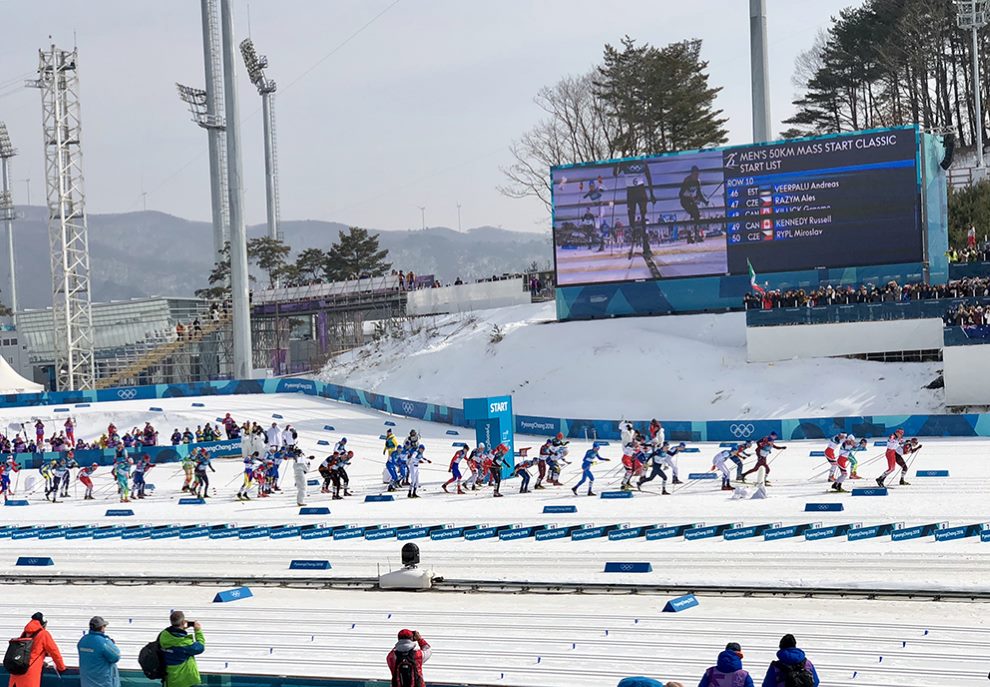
[280,380,315,393]
[519,419,557,433]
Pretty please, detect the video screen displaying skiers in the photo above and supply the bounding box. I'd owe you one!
[552,127,923,287]
[552,151,728,285]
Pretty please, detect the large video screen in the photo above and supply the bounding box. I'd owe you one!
[551,128,922,286]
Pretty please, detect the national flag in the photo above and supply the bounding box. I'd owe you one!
[748,259,765,295]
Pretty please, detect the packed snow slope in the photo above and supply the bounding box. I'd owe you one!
[320,302,942,420]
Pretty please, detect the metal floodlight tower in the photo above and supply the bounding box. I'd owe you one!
[0,123,17,322]
[220,0,253,379]
[956,0,989,169]
[28,45,96,391]
[240,38,281,242]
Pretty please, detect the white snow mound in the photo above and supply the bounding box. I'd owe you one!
[319,302,943,420]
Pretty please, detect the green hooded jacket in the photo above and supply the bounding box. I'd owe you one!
[158,626,205,687]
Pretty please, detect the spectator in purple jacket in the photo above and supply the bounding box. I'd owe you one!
[699,642,754,687]
[761,634,819,687]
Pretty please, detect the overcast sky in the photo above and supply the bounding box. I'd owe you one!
[0,0,857,234]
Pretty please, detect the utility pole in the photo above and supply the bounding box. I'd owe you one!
[0,123,16,322]
[220,0,253,379]
[749,0,772,143]
[418,206,426,231]
[956,1,988,170]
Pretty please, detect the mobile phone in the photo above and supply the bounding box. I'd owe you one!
[186,621,196,628]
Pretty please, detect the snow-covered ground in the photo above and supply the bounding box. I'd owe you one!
[318,302,944,420]
[3,392,988,686]
[1,589,988,686]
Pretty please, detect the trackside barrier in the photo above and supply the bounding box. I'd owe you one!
[16,557,54,566]
[604,562,652,573]
[805,523,861,541]
[662,594,699,613]
[852,487,888,496]
[765,523,819,541]
[805,503,844,512]
[891,522,947,541]
[290,560,331,570]
[213,587,252,603]
[848,523,902,541]
[724,523,778,540]
[7,377,990,448]
[916,470,949,477]
[935,523,989,542]
[685,523,740,541]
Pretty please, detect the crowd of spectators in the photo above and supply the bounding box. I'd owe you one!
[0,420,160,455]
[745,276,990,310]
[944,302,988,326]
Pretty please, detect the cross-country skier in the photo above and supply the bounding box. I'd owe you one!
[535,439,552,489]
[490,444,509,497]
[637,443,670,495]
[572,445,608,496]
[193,450,215,498]
[113,456,131,503]
[832,437,867,492]
[741,432,786,485]
[514,456,535,493]
[237,452,260,501]
[132,454,152,499]
[406,445,431,498]
[77,463,98,500]
[824,433,847,482]
[335,451,353,499]
[660,441,687,484]
[877,429,911,487]
[180,451,195,492]
[711,447,738,491]
[443,447,466,494]
[465,443,485,491]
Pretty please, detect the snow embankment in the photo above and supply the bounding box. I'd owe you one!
[319,302,943,420]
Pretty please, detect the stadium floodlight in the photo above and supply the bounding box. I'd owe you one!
[239,39,276,94]
[176,83,225,130]
[955,1,990,169]
[239,38,280,242]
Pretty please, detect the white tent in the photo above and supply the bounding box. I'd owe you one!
[0,355,43,394]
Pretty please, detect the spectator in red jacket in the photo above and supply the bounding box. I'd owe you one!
[9,612,66,687]
[386,629,431,687]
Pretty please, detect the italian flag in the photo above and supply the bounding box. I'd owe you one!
[747,259,765,295]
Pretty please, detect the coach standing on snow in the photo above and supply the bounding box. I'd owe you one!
[77,616,121,687]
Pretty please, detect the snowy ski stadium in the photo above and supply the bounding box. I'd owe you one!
[5,1,990,686]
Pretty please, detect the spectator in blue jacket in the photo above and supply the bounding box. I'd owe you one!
[699,642,754,687]
[761,634,820,687]
[77,616,121,687]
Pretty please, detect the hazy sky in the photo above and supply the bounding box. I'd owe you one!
[0,0,857,234]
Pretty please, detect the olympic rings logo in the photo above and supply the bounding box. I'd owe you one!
[619,564,634,572]
[117,389,138,400]
[401,402,415,415]
[729,423,755,438]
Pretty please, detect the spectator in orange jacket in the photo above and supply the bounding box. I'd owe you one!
[9,612,66,687]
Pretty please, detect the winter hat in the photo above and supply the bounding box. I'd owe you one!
[779,634,797,649]
[397,629,414,640]
[31,612,44,623]
[725,641,743,658]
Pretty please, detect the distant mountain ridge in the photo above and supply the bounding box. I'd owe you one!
[0,207,552,310]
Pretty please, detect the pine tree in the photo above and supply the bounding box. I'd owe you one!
[324,227,391,281]
[247,236,291,287]
[294,247,327,282]
[195,242,232,300]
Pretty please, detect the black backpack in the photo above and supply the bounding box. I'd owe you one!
[138,639,167,680]
[775,660,815,687]
[393,648,421,687]
[3,632,37,676]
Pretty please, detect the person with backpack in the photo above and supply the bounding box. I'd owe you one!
[156,611,204,687]
[5,612,66,687]
[77,616,121,687]
[699,642,754,687]
[386,629,431,687]
[761,634,819,687]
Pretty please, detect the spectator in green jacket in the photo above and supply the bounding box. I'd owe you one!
[157,611,204,687]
